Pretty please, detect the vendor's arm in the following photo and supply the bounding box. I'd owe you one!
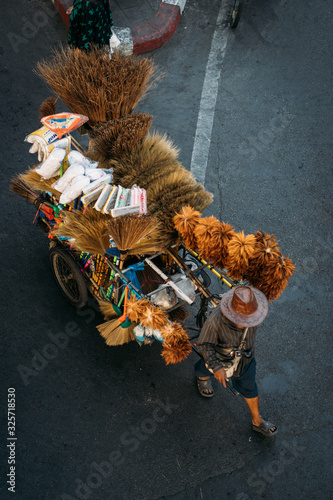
[196,311,225,374]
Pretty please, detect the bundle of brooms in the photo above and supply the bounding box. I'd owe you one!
[36,45,161,127]
[173,206,295,301]
[89,113,154,165]
[54,210,161,259]
[107,132,213,248]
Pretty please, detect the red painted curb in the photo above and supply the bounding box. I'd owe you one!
[53,0,70,29]
[132,3,181,55]
[52,0,182,54]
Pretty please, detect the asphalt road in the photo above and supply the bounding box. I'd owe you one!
[1,0,332,499]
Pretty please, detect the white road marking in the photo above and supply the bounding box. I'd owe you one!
[190,3,230,186]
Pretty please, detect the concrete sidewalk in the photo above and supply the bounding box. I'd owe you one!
[52,0,186,54]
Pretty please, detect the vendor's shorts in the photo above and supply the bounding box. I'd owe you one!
[194,357,258,399]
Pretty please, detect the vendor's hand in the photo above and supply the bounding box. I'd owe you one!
[66,6,73,15]
[214,368,229,387]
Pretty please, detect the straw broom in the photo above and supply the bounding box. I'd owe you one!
[111,132,180,187]
[106,215,161,264]
[54,208,110,255]
[19,169,61,198]
[167,304,190,322]
[97,288,136,345]
[39,96,58,118]
[98,320,135,346]
[148,186,213,248]
[36,46,161,126]
[89,113,153,164]
[144,169,198,201]
[10,177,42,205]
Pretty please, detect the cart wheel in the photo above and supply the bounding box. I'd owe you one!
[230,0,243,28]
[50,247,88,308]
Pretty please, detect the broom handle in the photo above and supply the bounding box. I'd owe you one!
[117,287,129,323]
[106,260,144,299]
[144,258,194,305]
[69,135,87,156]
[185,248,234,289]
[166,248,220,307]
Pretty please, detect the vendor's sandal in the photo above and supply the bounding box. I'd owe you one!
[197,377,214,398]
[252,421,278,437]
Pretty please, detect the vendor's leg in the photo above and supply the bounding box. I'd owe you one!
[233,359,277,433]
[194,359,213,396]
[243,395,263,426]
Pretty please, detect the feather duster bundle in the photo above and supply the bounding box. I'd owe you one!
[127,297,168,329]
[226,231,256,280]
[127,296,149,323]
[173,205,202,249]
[258,254,295,301]
[245,231,281,286]
[208,221,236,269]
[160,322,192,364]
[139,303,168,330]
[194,216,224,261]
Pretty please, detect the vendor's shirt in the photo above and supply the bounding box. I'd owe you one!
[196,307,257,377]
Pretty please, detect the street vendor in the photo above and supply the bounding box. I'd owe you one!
[195,285,278,437]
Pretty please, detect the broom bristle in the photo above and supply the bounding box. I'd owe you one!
[39,96,58,118]
[36,46,161,125]
[10,177,40,205]
[19,168,61,197]
[54,209,109,255]
[111,132,180,186]
[89,113,153,163]
[106,215,160,257]
[98,299,121,320]
[97,319,135,346]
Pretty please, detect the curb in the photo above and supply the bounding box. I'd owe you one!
[51,0,186,55]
